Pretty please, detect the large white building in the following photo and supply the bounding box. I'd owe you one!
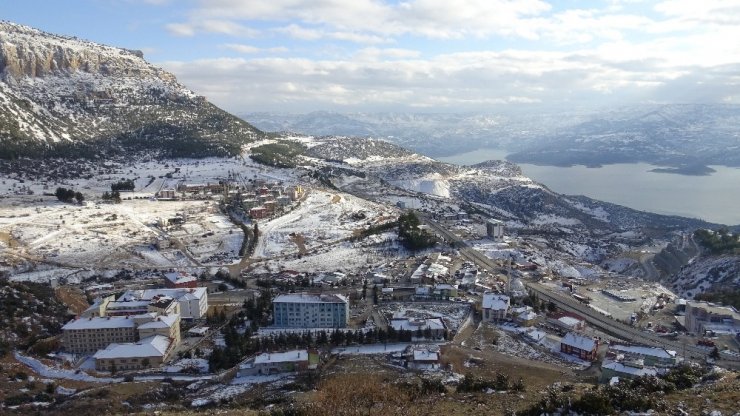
[272,293,349,328]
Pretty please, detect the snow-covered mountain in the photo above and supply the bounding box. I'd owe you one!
[0,21,263,159]
[244,105,740,170]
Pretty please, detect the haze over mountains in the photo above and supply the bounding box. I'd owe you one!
[244,104,740,172]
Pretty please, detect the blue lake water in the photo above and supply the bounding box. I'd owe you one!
[437,149,740,225]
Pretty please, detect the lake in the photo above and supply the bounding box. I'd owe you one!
[438,149,740,225]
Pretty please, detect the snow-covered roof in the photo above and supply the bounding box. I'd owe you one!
[561,332,597,351]
[413,350,439,361]
[390,318,445,332]
[518,311,538,321]
[119,287,207,302]
[137,314,179,330]
[63,316,136,330]
[164,272,197,284]
[273,293,348,304]
[93,335,171,360]
[601,360,658,377]
[610,345,676,359]
[558,316,583,327]
[253,350,308,365]
[482,293,510,310]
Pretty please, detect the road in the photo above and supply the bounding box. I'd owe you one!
[418,213,740,369]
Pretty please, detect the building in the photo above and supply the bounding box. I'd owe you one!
[486,219,505,241]
[560,332,599,361]
[238,350,312,376]
[114,288,208,320]
[609,344,678,367]
[62,316,138,354]
[685,301,740,335]
[156,189,177,199]
[482,293,510,323]
[390,318,446,339]
[250,206,268,219]
[62,312,180,355]
[164,271,198,288]
[93,335,175,371]
[599,360,658,383]
[512,307,538,327]
[272,293,349,328]
[408,347,441,370]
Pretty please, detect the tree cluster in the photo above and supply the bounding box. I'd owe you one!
[111,179,135,192]
[456,372,524,393]
[397,212,436,251]
[695,288,740,309]
[101,190,122,203]
[694,228,740,255]
[54,187,84,204]
[249,142,307,168]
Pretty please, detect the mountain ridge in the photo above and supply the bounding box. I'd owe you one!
[0,21,264,159]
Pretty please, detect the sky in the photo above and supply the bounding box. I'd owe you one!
[3,0,740,114]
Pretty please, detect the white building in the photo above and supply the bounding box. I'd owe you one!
[93,335,174,371]
[272,293,349,328]
[482,293,510,322]
[117,288,208,320]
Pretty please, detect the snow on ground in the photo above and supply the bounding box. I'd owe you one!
[378,303,471,331]
[0,196,240,271]
[390,176,451,198]
[191,374,292,407]
[253,189,397,259]
[165,358,209,373]
[259,235,400,273]
[15,352,119,383]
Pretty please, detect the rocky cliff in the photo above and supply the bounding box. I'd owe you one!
[0,21,263,158]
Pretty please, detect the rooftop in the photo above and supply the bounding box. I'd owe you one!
[561,332,597,351]
[253,350,308,365]
[390,317,445,332]
[482,293,510,310]
[413,350,439,361]
[63,316,137,330]
[119,287,207,302]
[610,344,676,359]
[602,360,658,377]
[93,335,171,360]
[273,293,348,304]
[137,314,179,330]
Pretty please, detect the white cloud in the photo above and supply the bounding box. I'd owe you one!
[154,1,740,112]
[165,19,259,37]
[223,44,288,54]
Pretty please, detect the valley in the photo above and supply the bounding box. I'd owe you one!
[0,20,739,416]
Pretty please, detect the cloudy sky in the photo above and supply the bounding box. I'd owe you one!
[5,0,740,113]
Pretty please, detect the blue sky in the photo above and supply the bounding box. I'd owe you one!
[4,0,740,113]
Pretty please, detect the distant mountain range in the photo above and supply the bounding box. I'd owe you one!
[0,21,263,159]
[244,105,740,171]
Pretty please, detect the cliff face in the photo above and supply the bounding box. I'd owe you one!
[0,21,263,158]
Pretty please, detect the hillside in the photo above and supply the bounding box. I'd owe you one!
[0,21,263,159]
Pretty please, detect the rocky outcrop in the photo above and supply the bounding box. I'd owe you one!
[0,20,263,158]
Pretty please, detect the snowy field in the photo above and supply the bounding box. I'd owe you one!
[0,156,313,276]
[0,197,241,271]
[252,190,397,259]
